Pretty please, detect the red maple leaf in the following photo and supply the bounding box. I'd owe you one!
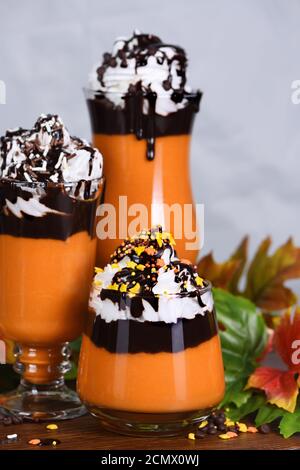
[246,308,300,412]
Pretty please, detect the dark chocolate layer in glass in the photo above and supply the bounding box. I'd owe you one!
[0,181,102,240]
[86,92,201,160]
[87,311,218,354]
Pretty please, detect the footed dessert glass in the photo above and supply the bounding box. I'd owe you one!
[0,178,104,420]
[78,283,225,436]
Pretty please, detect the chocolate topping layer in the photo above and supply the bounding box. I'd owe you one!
[87,31,202,159]
[0,114,103,183]
[0,114,104,240]
[93,226,205,303]
[0,180,103,240]
[86,93,201,160]
[95,33,188,99]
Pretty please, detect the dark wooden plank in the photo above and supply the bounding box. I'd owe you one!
[0,415,299,450]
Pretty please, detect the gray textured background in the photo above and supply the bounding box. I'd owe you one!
[0,0,299,260]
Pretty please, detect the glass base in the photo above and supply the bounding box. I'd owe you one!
[85,403,212,436]
[1,379,86,421]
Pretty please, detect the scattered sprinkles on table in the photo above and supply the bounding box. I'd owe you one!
[46,423,58,430]
[28,438,60,447]
[186,410,270,441]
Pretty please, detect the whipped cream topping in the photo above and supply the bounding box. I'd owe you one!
[90,226,213,323]
[89,31,192,116]
[0,114,103,183]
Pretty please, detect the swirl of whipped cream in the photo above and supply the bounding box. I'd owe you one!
[90,226,212,323]
[0,114,103,183]
[89,31,192,116]
[0,114,103,218]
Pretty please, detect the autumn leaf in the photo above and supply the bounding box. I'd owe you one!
[256,328,274,363]
[244,238,300,311]
[246,367,299,412]
[273,308,300,371]
[199,236,300,311]
[279,407,300,438]
[227,237,248,293]
[197,237,248,290]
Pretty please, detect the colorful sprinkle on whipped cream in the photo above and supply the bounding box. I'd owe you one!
[90,226,213,323]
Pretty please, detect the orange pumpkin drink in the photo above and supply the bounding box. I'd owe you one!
[0,114,104,420]
[86,32,202,266]
[78,227,224,435]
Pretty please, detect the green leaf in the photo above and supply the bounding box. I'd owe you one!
[213,288,268,378]
[219,377,251,408]
[227,394,266,422]
[69,337,82,353]
[279,407,300,438]
[65,361,78,381]
[255,404,287,427]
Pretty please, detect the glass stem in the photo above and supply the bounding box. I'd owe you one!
[13,343,71,386]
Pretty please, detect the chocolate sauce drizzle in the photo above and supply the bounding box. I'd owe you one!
[97,33,188,98]
[98,226,203,305]
[88,32,202,160]
[0,114,102,184]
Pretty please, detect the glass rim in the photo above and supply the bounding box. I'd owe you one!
[83,87,202,100]
[0,175,105,189]
[92,280,212,299]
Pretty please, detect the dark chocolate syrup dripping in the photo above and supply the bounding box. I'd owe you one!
[100,287,208,320]
[96,32,196,160]
[146,91,157,160]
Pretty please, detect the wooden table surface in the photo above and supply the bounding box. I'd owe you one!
[0,414,299,451]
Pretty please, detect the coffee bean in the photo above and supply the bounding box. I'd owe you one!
[259,424,271,434]
[3,417,12,426]
[218,424,227,432]
[214,416,225,426]
[228,426,238,433]
[207,423,216,431]
[208,427,218,435]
